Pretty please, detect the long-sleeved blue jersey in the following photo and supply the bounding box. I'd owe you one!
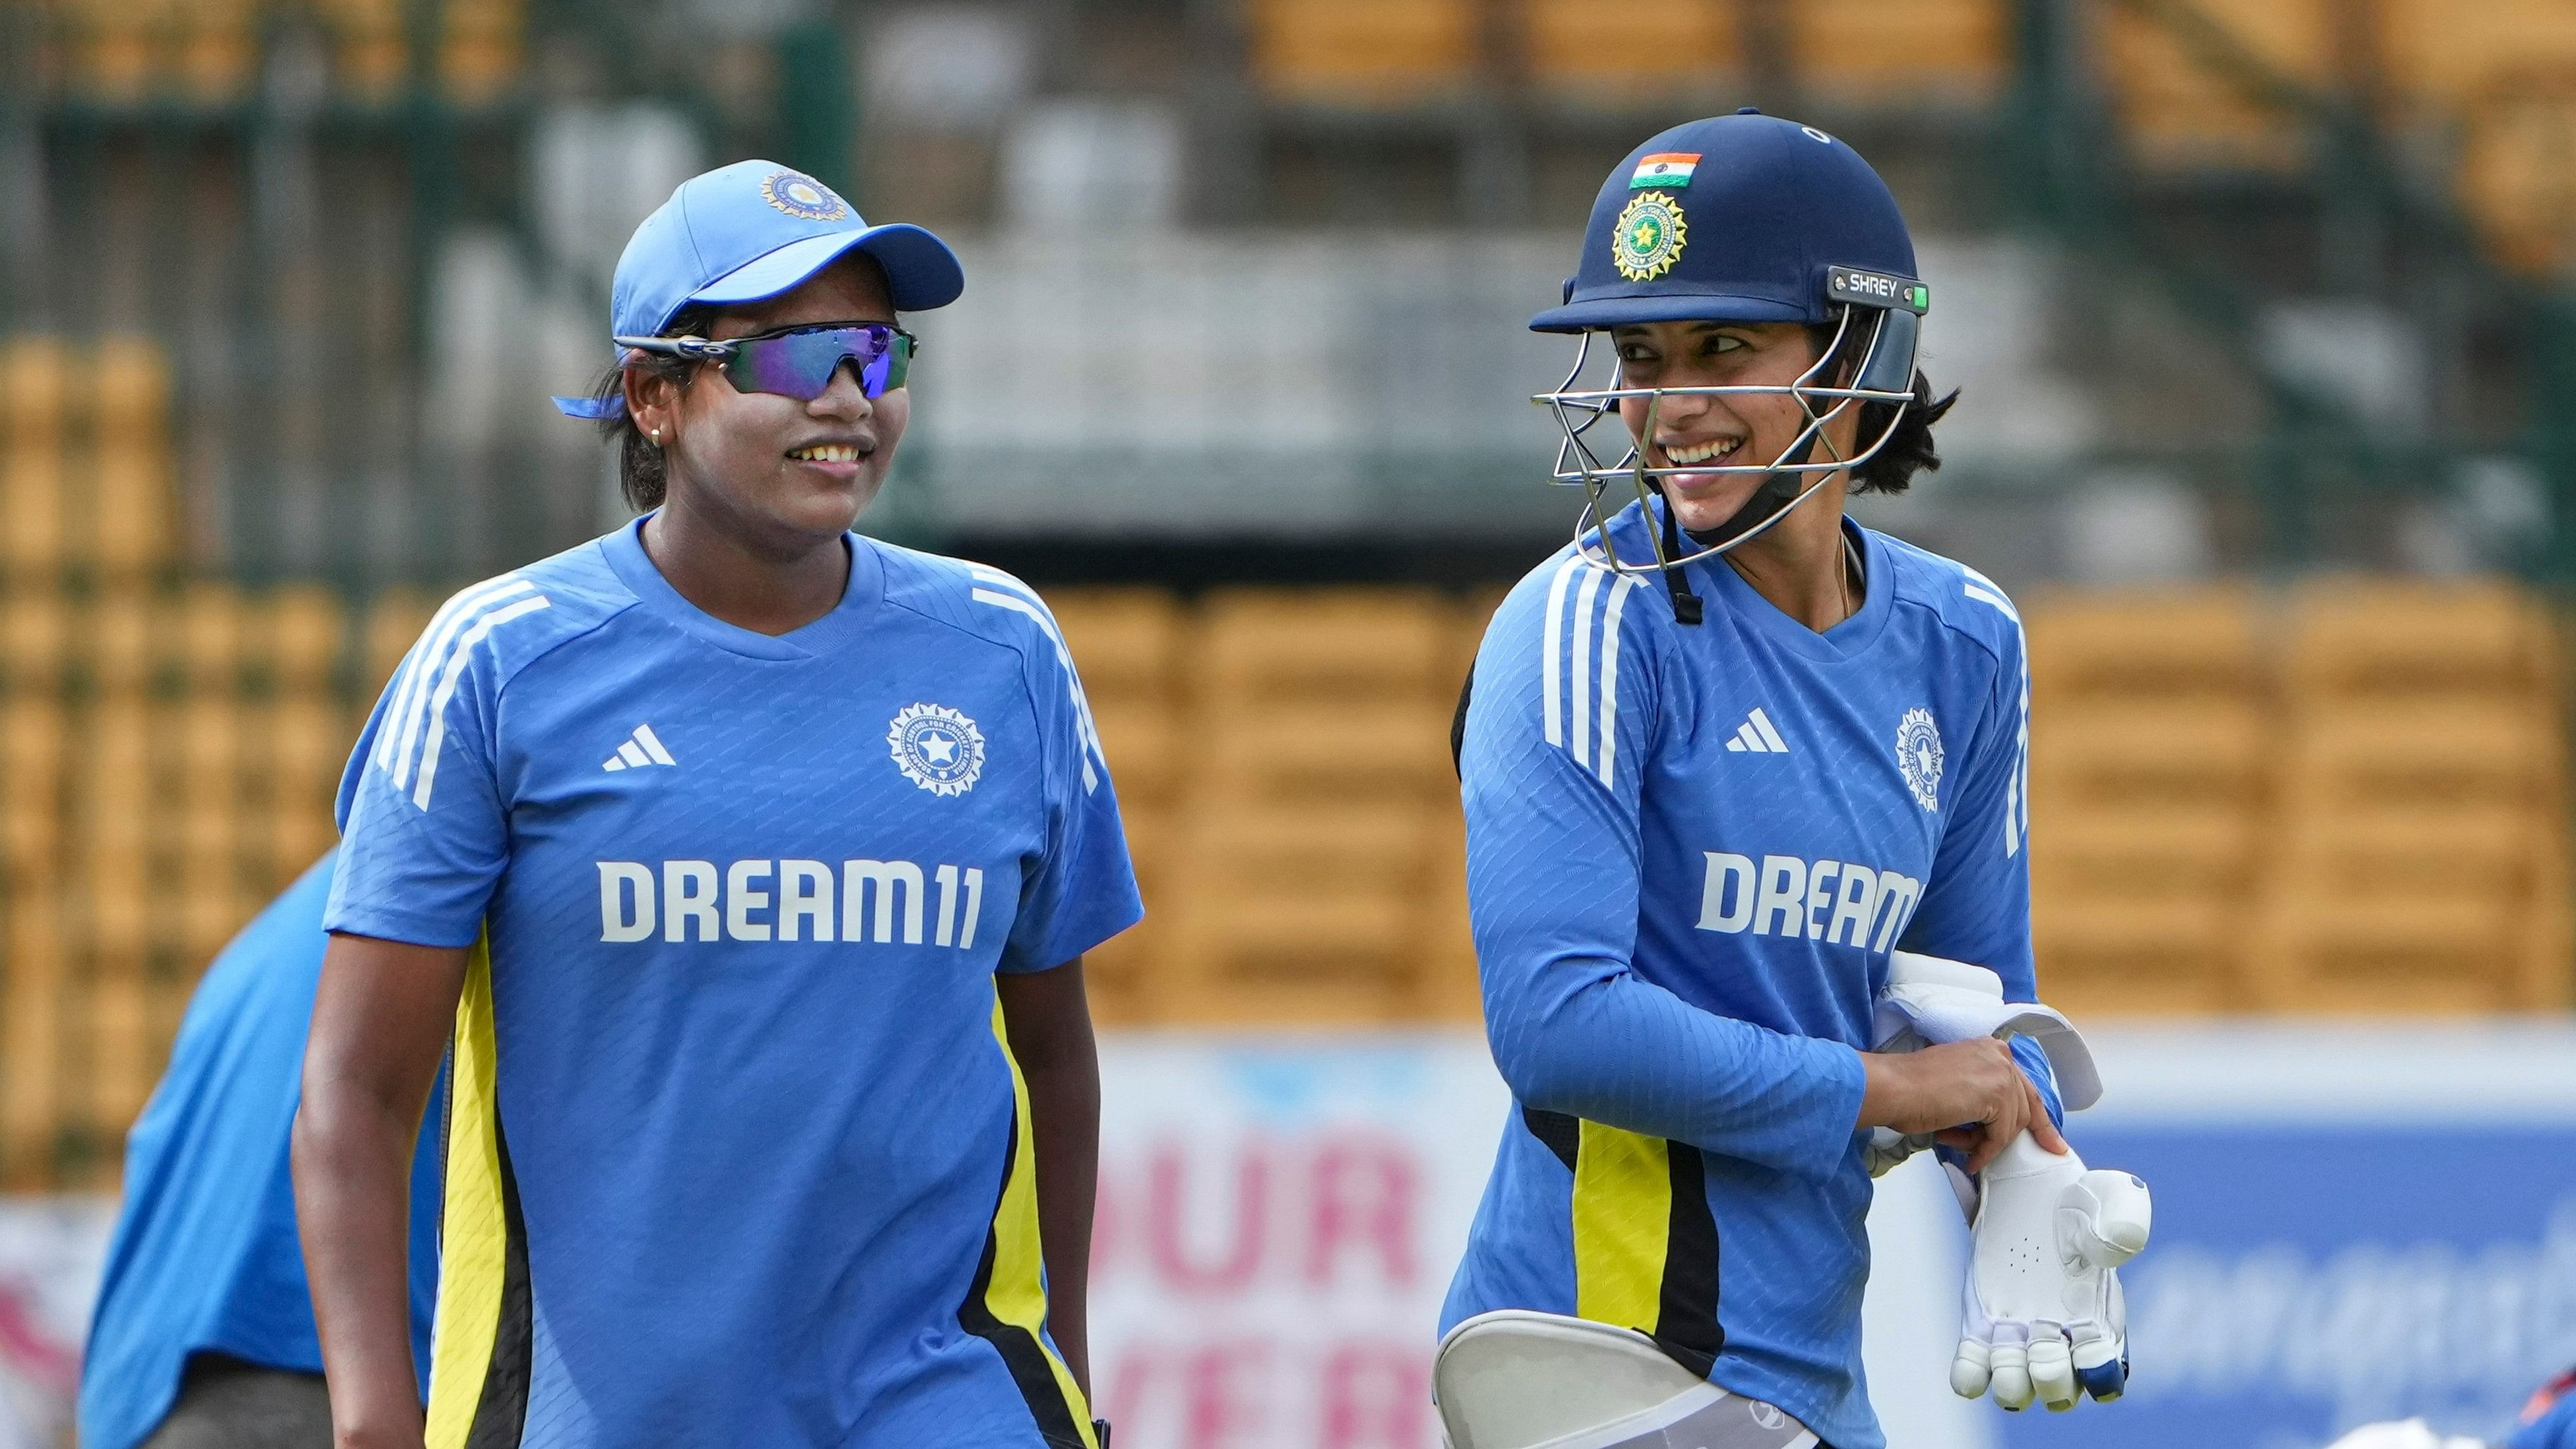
[1442,498,2057,1449]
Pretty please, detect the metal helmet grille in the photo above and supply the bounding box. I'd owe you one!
[1534,304,1919,575]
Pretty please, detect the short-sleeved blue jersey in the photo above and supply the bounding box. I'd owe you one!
[1442,498,2055,1449]
[79,853,440,1449]
[325,517,1140,1449]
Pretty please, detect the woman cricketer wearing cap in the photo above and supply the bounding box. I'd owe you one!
[1436,114,2146,1449]
[294,161,1136,1448]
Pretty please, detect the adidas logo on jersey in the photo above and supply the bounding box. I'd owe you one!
[1724,708,1790,754]
[595,858,986,949]
[601,724,677,772]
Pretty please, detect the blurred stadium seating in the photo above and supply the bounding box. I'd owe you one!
[0,331,2568,1185]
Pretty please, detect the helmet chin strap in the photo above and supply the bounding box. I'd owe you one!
[1659,433,1823,627]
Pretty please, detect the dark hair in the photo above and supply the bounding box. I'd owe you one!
[1806,313,1959,495]
[587,304,715,513]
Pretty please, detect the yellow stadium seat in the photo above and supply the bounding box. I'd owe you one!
[2030,698,2267,806]
[316,0,409,99]
[2250,884,2571,1012]
[2024,585,2259,704]
[2380,0,2576,106]
[442,0,522,102]
[264,586,348,692]
[174,583,244,692]
[2033,893,2243,1015]
[2283,577,2555,699]
[95,337,168,436]
[1519,0,1737,97]
[91,446,172,576]
[1,450,66,577]
[2032,803,2255,895]
[2099,0,2333,170]
[1198,587,1458,711]
[0,339,68,442]
[1,595,67,691]
[363,589,436,697]
[176,0,258,101]
[2,893,64,1186]
[1196,700,1457,806]
[86,593,155,695]
[1788,0,2005,105]
[71,0,156,101]
[79,702,154,965]
[90,972,153,1135]
[1161,803,1440,1023]
[1090,697,1182,808]
[1247,0,1479,101]
[1083,803,1168,1025]
[1048,587,1187,705]
[1,702,63,882]
[2276,700,2557,810]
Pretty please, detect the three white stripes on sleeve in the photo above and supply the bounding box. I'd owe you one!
[375,575,552,811]
[967,565,1108,795]
[1539,556,1639,789]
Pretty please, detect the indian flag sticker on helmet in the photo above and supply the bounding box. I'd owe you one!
[760,170,848,222]
[1629,152,1700,189]
[1613,190,1688,281]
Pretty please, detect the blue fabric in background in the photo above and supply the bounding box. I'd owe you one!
[76,852,439,1449]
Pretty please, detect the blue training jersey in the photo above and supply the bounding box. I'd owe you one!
[325,517,1140,1449]
[1442,500,2058,1449]
[79,852,440,1449]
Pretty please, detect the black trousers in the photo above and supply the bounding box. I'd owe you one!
[142,1354,333,1449]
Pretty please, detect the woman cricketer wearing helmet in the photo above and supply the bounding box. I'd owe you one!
[293,162,1136,1449]
[1440,113,2102,1449]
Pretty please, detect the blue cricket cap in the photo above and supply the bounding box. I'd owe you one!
[554,160,964,419]
[1532,111,1919,333]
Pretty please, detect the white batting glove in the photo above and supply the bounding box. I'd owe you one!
[1949,1133,2152,1412]
[2322,1421,2490,1449]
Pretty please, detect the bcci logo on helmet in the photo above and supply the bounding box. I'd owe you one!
[1612,190,1687,281]
[1895,707,1943,812]
[888,703,985,796]
[761,169,848,222]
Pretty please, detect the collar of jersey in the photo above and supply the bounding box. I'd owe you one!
[1626,498,1893,660]
[602,512,884,659]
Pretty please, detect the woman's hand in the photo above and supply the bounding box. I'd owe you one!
[1857,1037,2069,1174]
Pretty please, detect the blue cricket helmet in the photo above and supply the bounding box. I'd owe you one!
[1528,112,1934,599]
[1531,110,1923,333]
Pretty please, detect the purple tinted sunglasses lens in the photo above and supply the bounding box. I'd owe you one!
[726,325,912,400]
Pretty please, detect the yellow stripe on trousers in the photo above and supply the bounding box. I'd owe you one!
[1571,1120,1675,1332]
[426,939,505,1448]
[977,997,1098,1449]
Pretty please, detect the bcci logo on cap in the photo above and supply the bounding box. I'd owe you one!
[1896,706,1943,812]
[1613,190,1687,281]
[761,169,848,222]
[889,703,985,796]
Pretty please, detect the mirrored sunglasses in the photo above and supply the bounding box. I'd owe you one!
[613,322,917,401]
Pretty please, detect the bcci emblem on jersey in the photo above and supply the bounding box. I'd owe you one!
[1895,707,1943,812]
[887,703,985,797]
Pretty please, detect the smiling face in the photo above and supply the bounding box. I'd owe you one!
[1609,319,1860,535]
[624,252,907,551]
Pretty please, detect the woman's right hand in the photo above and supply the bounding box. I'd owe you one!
[1857,1037,2068,1174]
